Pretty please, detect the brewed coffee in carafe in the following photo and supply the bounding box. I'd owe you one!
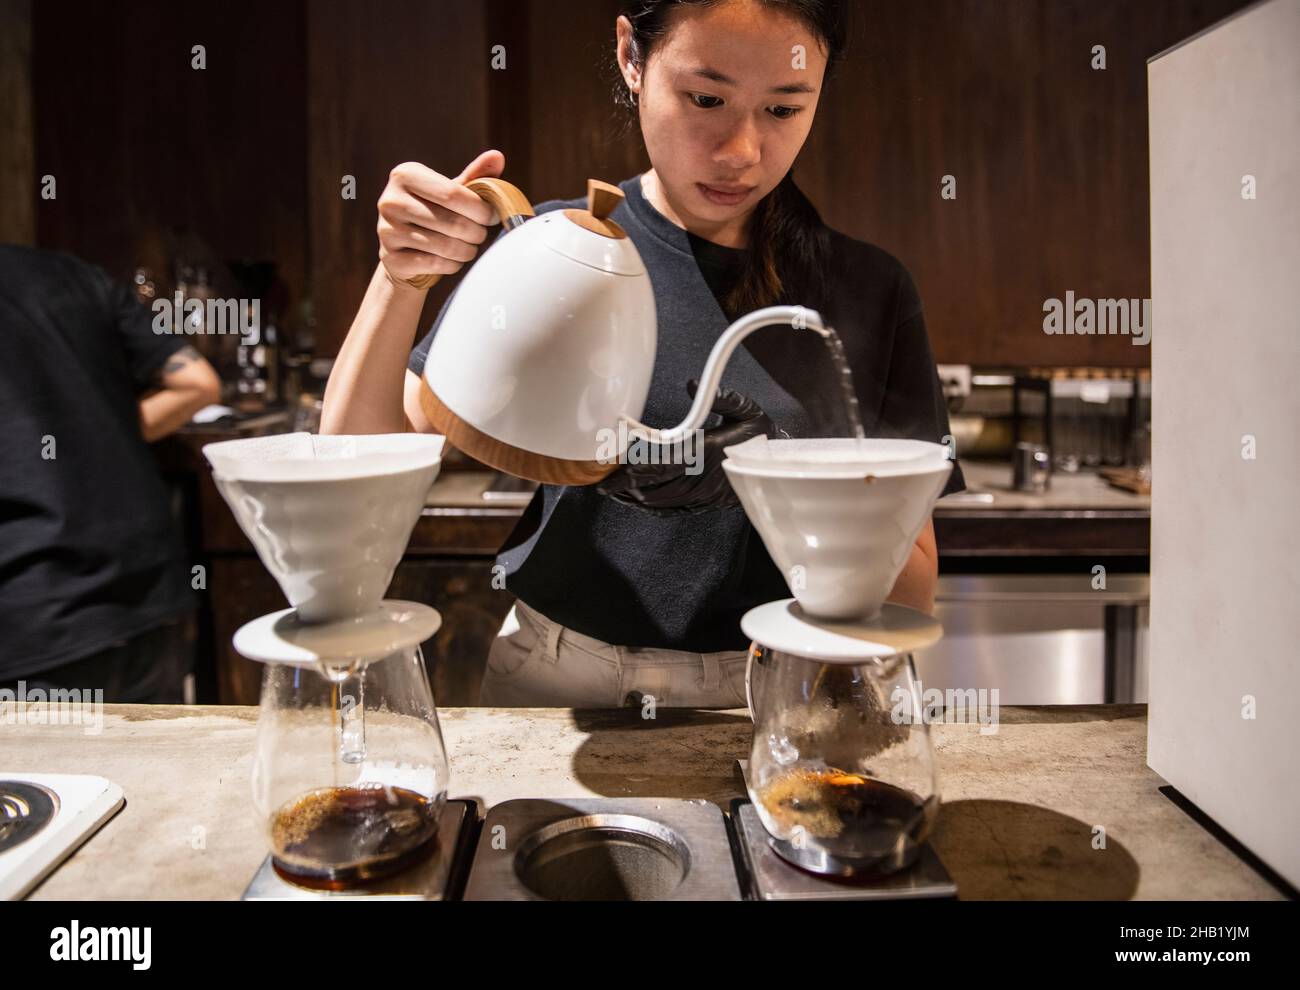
[747,648,940,876]
[270,784,440,889]
[252,644,450,888]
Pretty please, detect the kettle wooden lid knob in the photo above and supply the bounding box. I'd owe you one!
[587,179,623,219]
[564,178,627,239]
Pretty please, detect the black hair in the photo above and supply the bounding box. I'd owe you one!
[615,0,848,316]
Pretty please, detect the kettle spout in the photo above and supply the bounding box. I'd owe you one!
[623,305,830,446]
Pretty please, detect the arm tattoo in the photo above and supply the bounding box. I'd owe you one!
[161,345,201,377]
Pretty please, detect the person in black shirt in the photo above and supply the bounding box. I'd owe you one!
[323,0,964,707]
[0,245,221,703]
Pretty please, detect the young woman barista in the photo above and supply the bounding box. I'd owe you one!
[321,0,966,708]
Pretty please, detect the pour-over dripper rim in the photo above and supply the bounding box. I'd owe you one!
[723,436,953,479]
[722,456,954,482]
[202,432,445,484]
[725,434,948,466]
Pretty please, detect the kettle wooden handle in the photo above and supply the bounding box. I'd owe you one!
[400,178,536,291]
[562,179,627,239]
[465,177,536,226]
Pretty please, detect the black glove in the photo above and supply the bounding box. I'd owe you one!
[597,379,774,514]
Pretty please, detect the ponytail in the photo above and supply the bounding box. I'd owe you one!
[725,170,832,317]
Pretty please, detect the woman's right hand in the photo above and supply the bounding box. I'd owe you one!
[377,149,505,287]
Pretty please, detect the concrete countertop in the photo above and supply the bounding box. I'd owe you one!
[1,704,1275,901]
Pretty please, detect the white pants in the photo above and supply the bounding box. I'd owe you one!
[479,599,750,709]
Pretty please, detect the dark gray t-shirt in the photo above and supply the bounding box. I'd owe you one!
[0,246,195,678]
[410,174,964,651]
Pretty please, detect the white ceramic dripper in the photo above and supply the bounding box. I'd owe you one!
[722,437,953,621]
[202,432,445,623]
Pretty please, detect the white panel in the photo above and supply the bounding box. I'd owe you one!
[1148,0,1300,886]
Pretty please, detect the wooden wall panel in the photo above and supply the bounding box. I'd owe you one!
[23,0,1253,369]
[0,0,34,245]
[519,0,647,203]
[30,0,308,306]
[306,0,490,355]
[797,0,1250,366]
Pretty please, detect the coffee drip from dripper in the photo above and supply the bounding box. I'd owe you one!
[204,432,451,888]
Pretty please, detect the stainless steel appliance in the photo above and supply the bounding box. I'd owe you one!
[919,574,1149,705]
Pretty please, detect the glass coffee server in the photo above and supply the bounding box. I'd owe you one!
[742,601,943,877]
[236,606,450,888]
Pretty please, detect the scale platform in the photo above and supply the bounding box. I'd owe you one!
[730,799,957,901]
[242,799,476,900]
[731,757,956,901]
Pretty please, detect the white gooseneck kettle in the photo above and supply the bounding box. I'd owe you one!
[416,176,829,484]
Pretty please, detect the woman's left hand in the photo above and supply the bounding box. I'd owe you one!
[596,381,773,514]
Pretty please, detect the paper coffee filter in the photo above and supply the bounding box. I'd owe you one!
[202,432,446,483]
[724,436,949,475]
